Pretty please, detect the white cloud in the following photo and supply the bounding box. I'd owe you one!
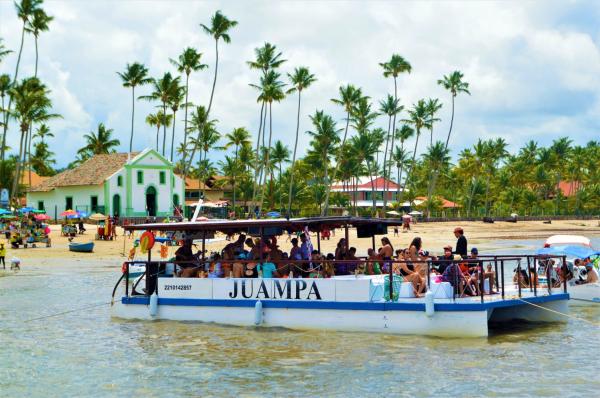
[0,0,599,169]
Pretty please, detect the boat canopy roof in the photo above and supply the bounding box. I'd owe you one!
[536,245,599,259]
[124,216,405,234]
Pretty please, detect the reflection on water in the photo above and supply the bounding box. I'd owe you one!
[1,240,600,397]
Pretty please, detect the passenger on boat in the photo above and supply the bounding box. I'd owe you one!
[299,233,313,261]
[379,237,394,273]
[289,238,301,260]
[308,250,323,278]
[335,238,348,260]
[453,227,468,257]
[323,253,335,278]
[225,234,247,254]
[396,247,425,297]
[584,261,599,284]
[365,248,382,275]
[258,252,277,278]
[513,268,530,288]
[441,255,465,295]
[467,248,496,294]
[433,245,453,274]
[207,254,223,278]
[175,239,195,267]
[243,259,258,278]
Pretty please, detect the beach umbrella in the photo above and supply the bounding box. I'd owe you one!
[77,211,89,218]
[386,210,401,216]
[19,207,34,213]
[0,214,15,219]
[32,209,46,214]
[402,214,412,219]
[34,214,51,221]
[266,211,281,218]
[408,210,422,216]
[60,209,77,217]
[0,209,10,215]
[89,213,108,221]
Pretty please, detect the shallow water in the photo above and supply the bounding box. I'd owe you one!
[1,238,599,397]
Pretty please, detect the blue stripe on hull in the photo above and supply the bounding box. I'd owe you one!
[121,293,569,312]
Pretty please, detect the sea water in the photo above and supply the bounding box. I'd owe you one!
[0,238,599,397]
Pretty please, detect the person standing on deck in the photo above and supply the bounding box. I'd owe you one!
[453,227,467,257]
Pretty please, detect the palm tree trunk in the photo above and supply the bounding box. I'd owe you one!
[445,94,455,149]
[1,23,26,163]
[382,114,392,211]
[181,73,190,177]
[251,101,265,212]
[322,110,350,216]
[258,101,273,215]
[27,126,32,188]
[162,103,167,156]
[399,128,420,204]
[287,90,302,218]
[156,124,160,152]
[206,39,219,116]
[170,109,177,162]
[129,86,135,154]
[366,159,376,215]
[196,150,204,199]
[467,176,478,217]
[10,130,26,202]
[232,144,238,219]
[384,76,399,213]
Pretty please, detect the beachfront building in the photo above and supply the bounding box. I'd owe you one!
[26,148,184,218]
[182,175,232,218]
[330,176,408,209]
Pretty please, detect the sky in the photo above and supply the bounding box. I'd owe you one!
[1,0,600,169]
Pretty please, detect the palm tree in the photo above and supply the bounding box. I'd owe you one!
[78,123,120,157]
[30,140,55,176]
[395,124,414,196]
[380,54,411,210]
[306,110,342,211]
[401,99,432,204]
[392,145,410,203]
[140,72,180,156]
[247,43,286,212]
[256,71,286,214]
[170,47,207,172]
[190,121,220,199]
[423,141,451,216]
[2,0,42,162]
[145,111,171,152]
[25,8,53,77]
[0,38,12,64]
[184,11,237,175]
[224,127,251,217]
[286,66,316,217]
[168,80,185,162]
[378,94,403,210]
[117,62,151,156]
[324,84,362,215]
[349,129,383,213]
[437,70,470,150]
[0,74,12,161]
[550,137,572,214]
[32,123,52,143]
[425,98,442,147]
[271,140,290,211]
[9,77,58,201]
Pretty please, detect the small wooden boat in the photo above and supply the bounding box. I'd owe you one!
[69,242,94,253]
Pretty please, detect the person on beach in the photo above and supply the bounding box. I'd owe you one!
[0,242,5,269]
[454,227,467,257]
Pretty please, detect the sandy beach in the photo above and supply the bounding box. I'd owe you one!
[6,219,600,266]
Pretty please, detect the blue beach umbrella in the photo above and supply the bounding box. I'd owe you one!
[266,211,281,218]
[77,211,88,218]
[0,208,10,215]
[19,207,34,213]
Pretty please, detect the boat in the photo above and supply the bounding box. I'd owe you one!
[69,242,94,253]
[111,217,570,338]
[536,235,599,304]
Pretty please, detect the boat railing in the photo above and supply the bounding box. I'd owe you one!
[114,254,568,303]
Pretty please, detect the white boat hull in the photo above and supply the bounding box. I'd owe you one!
[568,283,600,304]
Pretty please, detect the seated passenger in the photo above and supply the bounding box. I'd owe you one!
[441,257,465,295]
[175,239,195,267]
[322,254,335,278]
[207,254,223,278]
[243,259,258,278]
[585,262,599,284]
[308,251,323,278]
[258,253,277,278]
[366,248,381,275]
[513,268,530,288]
